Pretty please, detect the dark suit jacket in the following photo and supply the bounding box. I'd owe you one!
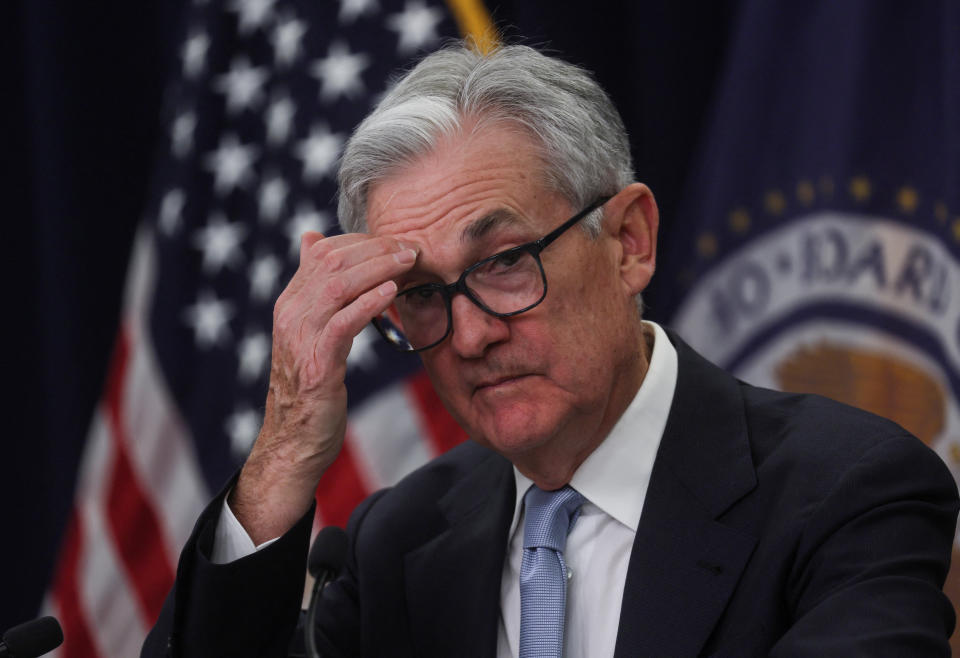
[143,332,959,657]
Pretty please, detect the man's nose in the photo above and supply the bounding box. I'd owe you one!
[448,294,509,358]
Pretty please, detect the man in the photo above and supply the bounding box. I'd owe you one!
[144,43,959,657]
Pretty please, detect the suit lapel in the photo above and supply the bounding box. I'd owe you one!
[404,449,515,657]
[614,332,758,657]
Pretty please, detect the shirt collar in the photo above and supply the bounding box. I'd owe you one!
[507,321,679,536]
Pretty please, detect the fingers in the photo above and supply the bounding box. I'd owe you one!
[272,231,418,389]
[285,234,418,329]
[316,279,399,366]
[286,232,412,298]
[299,231,325,256]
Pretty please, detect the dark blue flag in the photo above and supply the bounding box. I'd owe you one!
[661,0,960,633]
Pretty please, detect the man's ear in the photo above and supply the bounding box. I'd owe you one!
[605,183,659,295]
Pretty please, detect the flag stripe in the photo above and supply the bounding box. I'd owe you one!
[315,434,369,528]
[350,384,434,488]
[51,512,98,658]
[408,370,468,455]
[122,228,209,558]
[103,331,176,625]
[79,469,148,657]
[57,410,147,657]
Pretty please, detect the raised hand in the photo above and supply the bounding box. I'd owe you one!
[230,231,418,543]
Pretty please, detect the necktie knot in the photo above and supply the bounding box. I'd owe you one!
[522,485,586,552]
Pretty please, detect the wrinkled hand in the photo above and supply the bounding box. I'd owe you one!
[230,231,418,543]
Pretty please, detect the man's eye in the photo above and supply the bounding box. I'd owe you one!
[400,287,438,309]
[491,251,525,268]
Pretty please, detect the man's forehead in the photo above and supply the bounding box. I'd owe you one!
[362,124,564,244]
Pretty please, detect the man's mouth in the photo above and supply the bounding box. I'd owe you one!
[474,374,533,393]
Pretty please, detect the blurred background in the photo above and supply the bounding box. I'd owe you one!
[5,0,959,655]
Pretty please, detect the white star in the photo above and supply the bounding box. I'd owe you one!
[339,0,379,23]
[347,325,380,371]
[249,253,283,300]
[265,94,296,145]
[214,58,268,114]
[295,124,344,182]
[205,134,258,194]
[386,1,443,54]
[226,407,262,457]
[258,174,289,223]
[228,0,277,34]
[192,213,248,273]
[171,110,196,158]
[182,290,235,348]
[311,41,370,103]
[158,189,186,236]
[271,14,307,66]
[286,203,331,256]
[181,31,210,79]
[238,331,271,381]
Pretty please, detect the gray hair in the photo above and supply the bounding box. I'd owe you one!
[336,42,635,236]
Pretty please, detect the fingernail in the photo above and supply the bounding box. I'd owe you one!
[378,280,398,296]
[395,248,417,264]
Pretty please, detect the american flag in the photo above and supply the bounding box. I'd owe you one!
[44,0,493,654]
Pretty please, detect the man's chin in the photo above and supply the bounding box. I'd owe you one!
[468,410,560,459]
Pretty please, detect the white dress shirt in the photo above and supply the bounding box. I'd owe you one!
[213,322,678,658]
[496,321,678,658]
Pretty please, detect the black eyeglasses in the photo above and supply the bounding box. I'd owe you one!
[372,196,611,352]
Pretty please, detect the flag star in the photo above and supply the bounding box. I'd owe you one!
[295,124,344,182]
[182,290,235,348]
[387,1,444,54]
[348,325,380,371]
[181,31,210,78]
[192,213,248,273]
[228,0,277,34]
[258,174,289,223]
[286,203,331,256]
[158,189,186,236]
[205,134,258,194]
[226,407,262,457]
[271,15,307,66]
[311,41,371,103]
[171,110,196,158]
[339,0,379,23]
[214,58,268,114]
[265,95,296,145]
[249,253,283,300]
[238,331,271,381]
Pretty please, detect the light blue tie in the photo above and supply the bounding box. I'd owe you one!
[519,485,586,658]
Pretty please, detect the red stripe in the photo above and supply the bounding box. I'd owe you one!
[103,329,175,626]
[407,370,468,455]
[51,510,100,658]
[315,432,369,528]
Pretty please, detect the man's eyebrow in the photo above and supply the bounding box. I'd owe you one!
[460,208,524,245]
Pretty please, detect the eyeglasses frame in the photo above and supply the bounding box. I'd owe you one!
[372,195,612,353]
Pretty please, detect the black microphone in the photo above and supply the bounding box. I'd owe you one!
[305,526,347,658]
[0,616,63,657]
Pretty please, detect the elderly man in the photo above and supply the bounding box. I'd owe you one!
[144,43,958,657]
